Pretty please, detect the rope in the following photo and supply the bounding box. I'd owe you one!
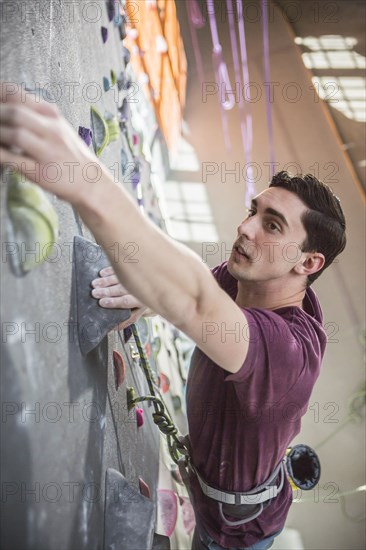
[261,0,276,172]
[127,324,189,465]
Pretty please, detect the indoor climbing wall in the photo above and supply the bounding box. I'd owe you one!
[0,1,191,549]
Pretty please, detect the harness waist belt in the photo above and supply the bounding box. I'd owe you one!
[190,459,285,506]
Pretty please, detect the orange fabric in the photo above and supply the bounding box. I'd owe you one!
[125,0,187,149]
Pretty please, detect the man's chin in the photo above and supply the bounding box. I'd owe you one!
[228,255,256,282]
[227,256,240,279]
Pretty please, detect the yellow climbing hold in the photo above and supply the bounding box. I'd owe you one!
[7,170,59,275]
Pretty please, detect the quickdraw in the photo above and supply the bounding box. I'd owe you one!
[127,324,189,466]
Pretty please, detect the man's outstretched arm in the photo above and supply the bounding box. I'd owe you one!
[0,87,249,373]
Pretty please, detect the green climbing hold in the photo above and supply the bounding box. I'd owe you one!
[110,69,117,86]
[171,395,182,412]
[127,386,136,412]
[90,107,120,156]
[105,113,120,142]
[7,170,59,276]
[90,106,109,157]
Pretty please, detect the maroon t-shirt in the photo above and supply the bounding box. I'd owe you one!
[186,261,327,548]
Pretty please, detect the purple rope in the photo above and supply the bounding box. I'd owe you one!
[227,0,251,199]
[226,0,244,125]
[207,0,235,111]
[207,0,233,150]
[185,0,205,85]
[262,0,275,173]
[236,1,252,146]
[236,0,255,206]
[187,0,205,28]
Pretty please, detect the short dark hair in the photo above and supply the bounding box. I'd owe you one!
[269,171,346,286]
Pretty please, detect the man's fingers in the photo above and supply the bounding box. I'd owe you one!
[91,272,146,309]
[97,295,143,309]
[0,83,60,118]
[92,274,121,288]
[0,124,47,161]
[0,147,41,184]
[0,103,56,140]
[99,266,115,277]
[92,283,135,299]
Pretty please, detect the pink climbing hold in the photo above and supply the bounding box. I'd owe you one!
[145,342,151,357]
[136,407,144,427]
[179,496,196,535]
[101,26,108,43]
[159,373,170,394]
[157,489,178,537]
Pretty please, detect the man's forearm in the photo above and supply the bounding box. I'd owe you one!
[77,169,214,328]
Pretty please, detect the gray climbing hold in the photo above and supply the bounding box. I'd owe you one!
[73,235,131,355]
[104,468,155,550]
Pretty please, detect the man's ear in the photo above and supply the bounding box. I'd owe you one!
[293,252,325,277]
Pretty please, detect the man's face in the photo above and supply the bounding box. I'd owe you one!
[227,187,309,284]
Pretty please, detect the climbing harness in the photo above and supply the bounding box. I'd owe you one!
[192,459,285,526]
[128,324,322,524]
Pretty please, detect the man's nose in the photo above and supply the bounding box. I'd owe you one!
[237,217,255,239]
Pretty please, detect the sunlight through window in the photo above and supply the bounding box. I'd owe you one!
[164,137,219,243]
[295,35,366,122]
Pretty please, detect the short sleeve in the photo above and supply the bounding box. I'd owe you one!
[211,262,237,300]
[224,307,305,386]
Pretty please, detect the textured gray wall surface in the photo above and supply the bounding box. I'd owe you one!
[1,2,159,549]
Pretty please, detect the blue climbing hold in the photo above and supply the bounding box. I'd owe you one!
[122,46,131,65]
[103,77,110,92]
[131,164,141,189]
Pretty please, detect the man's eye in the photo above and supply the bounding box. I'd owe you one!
[247,208,256,217]
[267,222,280,232]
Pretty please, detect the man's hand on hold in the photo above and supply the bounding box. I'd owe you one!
[0,85,104,206]
[91,266,148,331]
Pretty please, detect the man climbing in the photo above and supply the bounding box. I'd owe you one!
[0,89,346,549]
